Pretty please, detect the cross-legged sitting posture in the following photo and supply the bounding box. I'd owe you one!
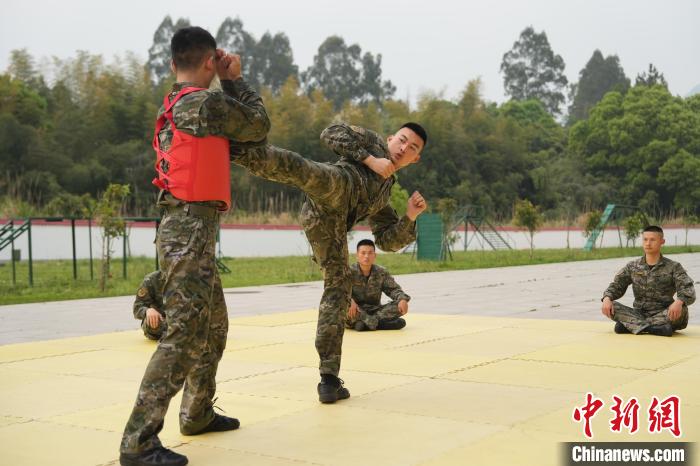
[601,225,695,337]
[133,270,167,340]
[233,122,428,403]
[346,239,410,331]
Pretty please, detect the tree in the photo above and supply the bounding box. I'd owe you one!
[0,73,47,126]
[635,63,667,88]
[7,49,45,91]
[582,210,602,245]
[358,51,396,104]
[569,85,700,215]
[568,50,630,123]
[622,213,645,247]
[0,113,37,172]
[147,16,191,84]
[302,36,361,109]
[216,18,298,92]
[680,212,699,247]
[658,149,700,213]
[216,17,256,79]
[45,192,95,218]
[500,27,568,115]
[436,198,458,225]
[513,199,543,258]
[95,184,130,291]
[302,36,394,109]
[436,198,460,249]
[252,32,298,92]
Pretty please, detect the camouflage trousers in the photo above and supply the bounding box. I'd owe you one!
[613,302,688,334]
[345,302,403,330]
[234,146,353,376]
[141,316,167,341]
[120,204,229,454]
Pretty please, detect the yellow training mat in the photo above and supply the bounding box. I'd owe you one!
[0,311,698,466]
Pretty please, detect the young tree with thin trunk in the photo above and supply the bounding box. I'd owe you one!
[513,199,543,259]
[96,184,130,291]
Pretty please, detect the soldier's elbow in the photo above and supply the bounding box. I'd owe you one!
[319,127,334,147]
[255,116,271,138]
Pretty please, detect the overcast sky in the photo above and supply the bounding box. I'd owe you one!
[2,0,698,105]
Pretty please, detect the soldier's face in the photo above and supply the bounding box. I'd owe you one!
[642,232,664,254]
[356,245,376,267]
[387,128,423,169]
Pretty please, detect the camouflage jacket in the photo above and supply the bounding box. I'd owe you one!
[603,255,696,310]
[350,263,410,306]
[157,79,270,152]
[319,123,416,252]
[133,271,164,320]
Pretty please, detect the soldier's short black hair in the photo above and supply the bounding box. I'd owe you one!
[643,225,664,236]
[400,122,428,148]
[171,26,217,70]
[357,239,376,251]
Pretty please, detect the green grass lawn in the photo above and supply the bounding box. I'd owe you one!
[1,245,697,305]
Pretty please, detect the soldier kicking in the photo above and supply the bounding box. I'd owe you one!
[347,239,411,331]
[601,225,695,336]
[233,122,428,403]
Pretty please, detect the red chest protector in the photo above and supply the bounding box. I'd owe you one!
[152,86,231,211]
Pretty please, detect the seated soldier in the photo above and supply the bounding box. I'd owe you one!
[133,270,167,340]
[601,225,695,337]
[346,239,410,331]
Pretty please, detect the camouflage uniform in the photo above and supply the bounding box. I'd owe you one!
[233,123,416,376]
[603,255,695,334]
[120,79,269,455]
[133,270,167,340]
[346,263,410,330]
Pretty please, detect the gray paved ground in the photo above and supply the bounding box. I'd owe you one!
[1,253,698,344]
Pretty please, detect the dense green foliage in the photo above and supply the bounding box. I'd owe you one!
[1,20,698,223]
[569,86,700,215]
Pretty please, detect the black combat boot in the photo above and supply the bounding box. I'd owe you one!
[317,374,350,404]
[354,321,369,331]
[614,322,631,334]
[646,323,673,337]
[185,414,240,435]
[119,447,188,466]
[377,317,406,330]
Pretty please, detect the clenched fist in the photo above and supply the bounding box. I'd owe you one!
[406,191,427,221]
[216,49,242,81]
[364,156,396,179]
